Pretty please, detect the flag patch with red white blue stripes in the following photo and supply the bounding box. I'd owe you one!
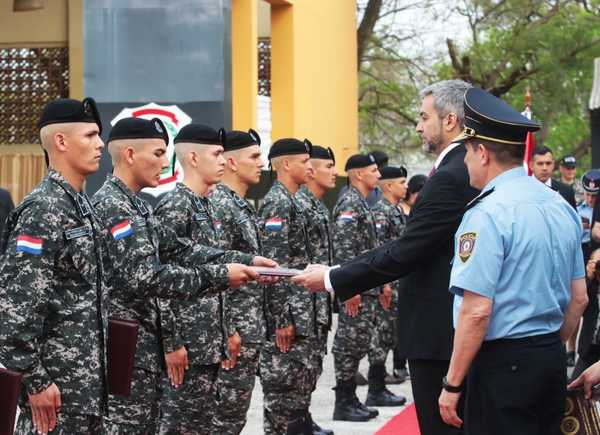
[265,217,284,231]
[16,235,43,255]
[338,211,354,222]
[111,220,133,240]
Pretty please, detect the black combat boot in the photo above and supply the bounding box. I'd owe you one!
[332,380,372,422]
[365,364,407,407]
[286,409,312,435]
[306,411,334,435]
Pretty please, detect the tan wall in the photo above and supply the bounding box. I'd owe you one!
[0,146,46,205]
[0,0,68,46]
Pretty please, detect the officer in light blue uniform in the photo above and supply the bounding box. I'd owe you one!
[437,87,588,435]
[578,169,600,261]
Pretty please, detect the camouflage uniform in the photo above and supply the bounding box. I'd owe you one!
[92,174,233,435]
[370,197,407,366]
[259,181,320,435]
[0,170,109,433]
[331,185,381,382]
[153,182,252,435]
[295,185,332,388]
[209,183,267,435]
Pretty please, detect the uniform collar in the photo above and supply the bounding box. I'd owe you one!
[48,169,94,217]
[299,185,319,205]
[482,166,526,193]
[107,173,150,216]
[217,183,255,211]
[348,184,370,208]
[434,141,462,169]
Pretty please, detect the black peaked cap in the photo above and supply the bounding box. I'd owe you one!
[174,124,225,146]
[345,153,377,171]
[456,87,541,145]
[268,138,312,160]
[224,129,261,152]
[311,145,335,164]
[38,97,102,134]
[380,166,407,180]
[582,169,600,194]
[108,117,169,144]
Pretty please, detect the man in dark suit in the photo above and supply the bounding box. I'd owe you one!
[530,145,577,209]
[293,79,478,435]
[0,186,15,236]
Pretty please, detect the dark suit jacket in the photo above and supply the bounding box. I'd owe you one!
[0,188,14,238]
[330,144,479,360]
[550,178,576,209]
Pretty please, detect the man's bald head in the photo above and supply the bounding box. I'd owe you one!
[175,141,221,169]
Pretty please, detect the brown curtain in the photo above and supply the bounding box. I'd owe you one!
[0,152,47,206]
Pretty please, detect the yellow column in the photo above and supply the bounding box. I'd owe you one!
[231,0,258,129]
[267,0,358,173]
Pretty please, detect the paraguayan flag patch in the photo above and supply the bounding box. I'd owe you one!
[339,211,354,222]
[265,217,284,231]
[16,235,43,255]
[111,220,134,240]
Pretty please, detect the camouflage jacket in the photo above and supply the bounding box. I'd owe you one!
[331,184,379,297]
[154,182,252,365]
[0,170,110,415]
[92,175,231,372]
[295,185,332,330]
[372,196,407,291]
[259,181,317,337]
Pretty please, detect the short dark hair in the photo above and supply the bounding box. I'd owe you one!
[532,146,553,158]
[467,139,524,166]
[407,174,427,197]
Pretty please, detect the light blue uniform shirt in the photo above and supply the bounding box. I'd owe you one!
[577,202,593,244]
[450,167,585,340]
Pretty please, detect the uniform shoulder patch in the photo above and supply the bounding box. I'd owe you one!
[111,219,134,240]
[16,235,43,255]
[458,232,477,263]
[265,217,284,231]
[338,211,354,222]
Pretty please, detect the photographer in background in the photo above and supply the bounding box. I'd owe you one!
[571,247,600,379]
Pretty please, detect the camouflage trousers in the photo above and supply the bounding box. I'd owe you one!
[333,295,385,382]
[158,363,219,435]
[260,337,319,435]
[15,411,103,435]
[105,367,161,434]
[310,327,329,392]
[210,343,261,435]
[368,294,398,366]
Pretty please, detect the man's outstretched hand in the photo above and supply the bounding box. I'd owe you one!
[291,264,330,292]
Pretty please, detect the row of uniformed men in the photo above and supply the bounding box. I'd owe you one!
[0,97,409,435]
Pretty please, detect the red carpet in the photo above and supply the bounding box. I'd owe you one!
[375,403,421,435]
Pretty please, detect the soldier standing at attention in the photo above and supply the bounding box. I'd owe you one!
[92,117,268,434]
[259,138,320,435]
[209,129,269,434]
[0,98,108,434]
[295,145,338,435]
[371,166,408,388]
[153,124,271,434]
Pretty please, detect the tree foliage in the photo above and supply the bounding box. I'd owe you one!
[358,0,600,169]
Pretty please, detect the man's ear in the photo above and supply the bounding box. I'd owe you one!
[445,112,458,132]
[125,146,135,165]
[55,132,67,152]
[226,155,238,172]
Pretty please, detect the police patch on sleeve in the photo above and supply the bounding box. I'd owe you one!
[458,232,477,263]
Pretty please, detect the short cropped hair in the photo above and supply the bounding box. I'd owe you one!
[419,80,473,129]
[467,139,525,166]
[532,145,553,158]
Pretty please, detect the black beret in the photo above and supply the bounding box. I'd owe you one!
[456,87,540,145]
[224,129,260,152]
[560,155,577,168]
[582,169,600,194]
[38,97,102,134]
[268,138,312,160]
[371,150,389,167]
[380,166,407,180]
[311,145,335,163]
[344,153,377,171]
[174,124,225,146]
[108,117,169,144]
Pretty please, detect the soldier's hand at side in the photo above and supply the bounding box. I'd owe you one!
[227,264,260,288]
[568,360,600,399]
[165,346,188,388]
[276,325,295,353]
[222,332,242,370]
[345,295,361,317]
[380,285,392,310]
[29,382,61,435]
